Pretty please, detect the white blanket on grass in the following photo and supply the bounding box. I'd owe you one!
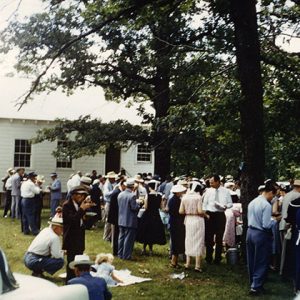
[92,269,152,287]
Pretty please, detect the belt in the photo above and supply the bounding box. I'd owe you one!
[249,226,271,234]
[27,252,50,258]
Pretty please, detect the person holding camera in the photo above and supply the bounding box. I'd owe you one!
[62,185,95,283]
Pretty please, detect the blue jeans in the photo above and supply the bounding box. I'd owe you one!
[118,226,136,260]
[11,195,21,218]
[246,228,272,290]
[50,198,60,217]
[24,252,64,275]
[22,198,39,235]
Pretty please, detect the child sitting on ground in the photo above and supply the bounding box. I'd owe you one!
[92,253,123,286]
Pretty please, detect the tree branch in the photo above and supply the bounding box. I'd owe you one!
[16,0,179,110]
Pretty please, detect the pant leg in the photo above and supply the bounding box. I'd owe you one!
[112,225,119,256]
[205,213,214,263]
[41,257,64,275]
[24,252,41,272]
[118,226,126,259]
[51,198,60,217]
[246,228,255,285]
[23,198,38,235]
[250,229,272,290]
[22,199,30,234]
[215,212,226,262]
[16,195,21,219]
[123,228,136,260]
[11,196,16,218]
[66,252,77,284]
[103,203,112,241]
[3,190,12,216]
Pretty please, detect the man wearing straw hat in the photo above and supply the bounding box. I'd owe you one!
[68,254,112,300]
[24,215,64,278]
[103,171,118,241]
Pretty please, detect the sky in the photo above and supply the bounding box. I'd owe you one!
[0,0,299,123]
[0,0,153,123]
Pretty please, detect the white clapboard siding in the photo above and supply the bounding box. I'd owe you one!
[0,118,154,192]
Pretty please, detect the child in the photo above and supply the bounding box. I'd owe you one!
[92,253,123,286]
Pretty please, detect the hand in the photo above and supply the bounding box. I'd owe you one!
[80,199,95,211]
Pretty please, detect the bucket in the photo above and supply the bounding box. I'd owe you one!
[226,248,238,265]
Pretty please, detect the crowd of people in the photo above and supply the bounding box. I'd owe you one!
[1,167,300,298]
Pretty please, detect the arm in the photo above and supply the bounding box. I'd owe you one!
[50,180,61,191]
[202,192,208,211]
[50,236,64,259]
[111,270,123,283]
[179,199,185,215]
[225,190,233,209]
[129,195,140,211]
[63,203,85,226]
[262,203,276,230]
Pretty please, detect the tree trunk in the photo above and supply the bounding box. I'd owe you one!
[229,0,265,258]
[153,73,171,181]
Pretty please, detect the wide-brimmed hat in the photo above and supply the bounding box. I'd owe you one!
[294,180,300,187]
[7,168,14,174]
[224,182,235,189]
[125,178,135,187]
[80,176,92,185]
[48,216,63,227]
[70,185,89,195]
[171,185,187,194]
[105,171,118,179]
[177,179,188,186]
[37,175,45,183]
[69,254,94,269]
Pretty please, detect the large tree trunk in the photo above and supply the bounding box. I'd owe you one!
[229,0,265,258]
[153,73,171,180]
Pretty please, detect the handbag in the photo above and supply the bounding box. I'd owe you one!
[285,228,292,240]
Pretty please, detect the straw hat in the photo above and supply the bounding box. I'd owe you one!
[69,254,94,269]
[171,185,187,194]
[70,186,89,195]
[37,175,45,183]
[134,174,144,183]
[48,216,63,227]
[294,179,300,187]
[105,171,118,179]
[125,178,135,187]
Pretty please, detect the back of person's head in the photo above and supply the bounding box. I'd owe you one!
[264,180,277,194]
[76,264,91,272]
[211,174,220,183]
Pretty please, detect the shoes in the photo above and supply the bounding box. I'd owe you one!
[249,288,264,296]
[194,268,203,273]
[184,264,190,270]
[3,215,7,218]
[169,263,181,269]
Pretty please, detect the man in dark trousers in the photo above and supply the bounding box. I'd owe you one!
[108,178,126,255]
[62,185,95,283]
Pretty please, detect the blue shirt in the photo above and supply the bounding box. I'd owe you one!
[50,178,61,200]
[68,272,112,300]
[248,195,275,231]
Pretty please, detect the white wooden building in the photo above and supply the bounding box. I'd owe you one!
[0,117,154,192]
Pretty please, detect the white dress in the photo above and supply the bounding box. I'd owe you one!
[181,191,205,257]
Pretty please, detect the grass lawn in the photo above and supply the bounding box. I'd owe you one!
[0,209,294,299]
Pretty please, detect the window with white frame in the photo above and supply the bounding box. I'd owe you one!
[56,141,72,168]
[14,139,31,168]
[137,144,152,163]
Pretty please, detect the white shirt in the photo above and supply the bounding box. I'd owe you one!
[28,227,63,259]
[5,176,12,190]
[21,180,41,198]
[202,186,233,212]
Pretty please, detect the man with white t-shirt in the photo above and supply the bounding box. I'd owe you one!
[24,216,64,277]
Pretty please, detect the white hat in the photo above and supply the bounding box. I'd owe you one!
[37,175,45,183]
[224,182,235,189]
[258,185,265,192]
[178,179,188,186]
[93,179,100,185]
[125,178,135,187]
[80,176,92,185]
[105,171,118,179]
[48,216,63,227]
[171,185,187,194]
[69,254,94,269]
[7,168,14,174]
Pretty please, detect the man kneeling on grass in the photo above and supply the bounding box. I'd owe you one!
[68,254,112,300]
[24,216,64,277]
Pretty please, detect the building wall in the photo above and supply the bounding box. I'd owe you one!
[120,146,154,177]
[0,118,154,193]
